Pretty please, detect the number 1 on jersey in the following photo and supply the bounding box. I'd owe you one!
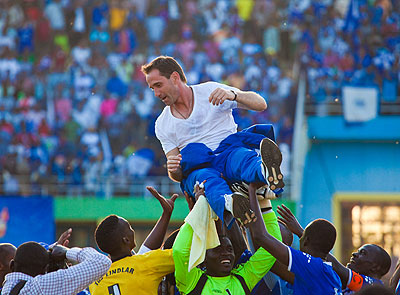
[108,284,121,295]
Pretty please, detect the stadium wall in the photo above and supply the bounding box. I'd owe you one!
[299,116,400,258]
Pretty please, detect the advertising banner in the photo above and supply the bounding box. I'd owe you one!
[0,197,54,246]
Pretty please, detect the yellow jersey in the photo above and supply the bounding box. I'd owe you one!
[89,249,174,295]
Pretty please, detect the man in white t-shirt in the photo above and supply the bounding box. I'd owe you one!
[141,56,284,225]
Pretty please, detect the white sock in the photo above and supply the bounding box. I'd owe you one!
[260,163,269,182]
[224,194,233,214]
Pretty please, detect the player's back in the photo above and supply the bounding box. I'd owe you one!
[89,249,174,295]
[287,247,342,295]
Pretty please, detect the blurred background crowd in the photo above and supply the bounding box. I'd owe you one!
[0,0,398,198]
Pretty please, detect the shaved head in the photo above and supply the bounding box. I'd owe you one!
[0,243,17,284]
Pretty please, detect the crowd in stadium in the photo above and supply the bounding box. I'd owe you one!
[299,0,400,105]
[1,0,299,197]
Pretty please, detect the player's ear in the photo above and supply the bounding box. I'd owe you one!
[171,71,180,83]
[122,236,130,244]
[9,259,14,272]
[302,235,310,247]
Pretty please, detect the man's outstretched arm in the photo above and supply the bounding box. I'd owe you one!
[248,184,289,266]
[139,187,178,252]
[209,88,267,111]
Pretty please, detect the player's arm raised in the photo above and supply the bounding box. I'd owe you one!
[209,88,267,111]
[248,184,290,266]
[139,187,178,252]
[166,147,183,182]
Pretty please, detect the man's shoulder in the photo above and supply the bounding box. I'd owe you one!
[289,247,326,270]
[136,248,173,260]
[192,81,228,90]
[116,249,173,263]
[358,273,382,285]
[155,107,171,124]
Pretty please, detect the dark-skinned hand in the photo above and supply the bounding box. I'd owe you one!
[146,186,178,216]
[184,180,206,211]
[277,204,304,238]
[56,228,72,247]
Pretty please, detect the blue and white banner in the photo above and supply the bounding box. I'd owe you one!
[342,86,378,122]
[0,197,54,246]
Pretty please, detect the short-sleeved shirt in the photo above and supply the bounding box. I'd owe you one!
[286,247,342,295]
[155,81,238,154]
[342,270,382,294]
[89,249,174,295]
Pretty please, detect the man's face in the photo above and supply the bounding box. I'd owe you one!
[346,244,378,275]
[205,237,235,277]
[145,69,179,106]
[118,217,136,251]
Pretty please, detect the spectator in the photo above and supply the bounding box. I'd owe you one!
[44,0,66,31]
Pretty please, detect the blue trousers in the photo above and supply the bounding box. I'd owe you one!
[180,124,276,222]
[181,147,267,222]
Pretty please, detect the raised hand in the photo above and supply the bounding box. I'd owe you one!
[184,191,194,211]
[277,204,304,238]
[194,180,206,200]
[146,186,178,216]
[56,228,72,247]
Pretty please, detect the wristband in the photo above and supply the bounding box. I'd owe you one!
[231,90,237,101]
[261,207,273,213]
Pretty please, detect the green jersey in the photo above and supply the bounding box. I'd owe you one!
[173,212,281,295]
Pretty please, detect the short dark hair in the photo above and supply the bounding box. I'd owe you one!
[304,219,336,255]
[373,245,391,276]
[13,242,49,276]
[0,243,16,266]
[95,215,123,255]
[141,56,187,83]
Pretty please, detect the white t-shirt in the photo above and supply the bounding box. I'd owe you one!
[155,81,238,154]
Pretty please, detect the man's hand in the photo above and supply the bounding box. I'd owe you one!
[50,245,69,262]
[194,181,206,200]
[184,191,195,211]
[167,154,182,173]
[184,180,206,211]
[209,88,236,106]
[146,186,178,216]
[56,228,72,247]
[277,204,304,238]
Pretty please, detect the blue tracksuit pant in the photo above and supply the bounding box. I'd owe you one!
[180,124,276,222]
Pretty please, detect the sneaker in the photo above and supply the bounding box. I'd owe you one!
[232,192,257,227]
[230,182,278,200]
[260,138,285,192]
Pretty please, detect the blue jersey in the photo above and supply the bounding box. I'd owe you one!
[287,247,342,295]
[342,270,382,294]
[396,279,400,295]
